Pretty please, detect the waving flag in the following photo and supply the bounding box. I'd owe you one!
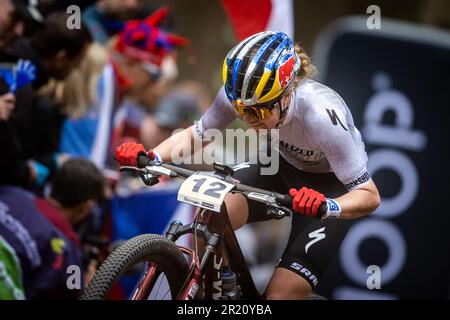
[221,0,294,41]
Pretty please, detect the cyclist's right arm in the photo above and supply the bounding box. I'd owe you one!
[153,86,236,162]
[152,124,200,162]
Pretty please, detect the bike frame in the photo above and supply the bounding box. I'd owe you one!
[123,160,318,300]
[131,204,262,300]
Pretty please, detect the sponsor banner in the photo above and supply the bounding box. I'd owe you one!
[314,17,450,299]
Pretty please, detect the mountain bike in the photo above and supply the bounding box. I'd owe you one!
[81,157,327,300]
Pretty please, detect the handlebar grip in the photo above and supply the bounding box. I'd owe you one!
[275,193,293,208]
[317,202,328,218]
[137,154,149,168]
[276,194,329,219]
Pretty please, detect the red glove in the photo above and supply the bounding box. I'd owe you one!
[115,142,150,166]
[289,187,326,217]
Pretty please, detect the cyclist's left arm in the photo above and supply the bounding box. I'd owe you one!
[333,180,380,219]
[305,104,380,220]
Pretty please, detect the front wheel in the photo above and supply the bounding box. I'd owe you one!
[81,234,188,300]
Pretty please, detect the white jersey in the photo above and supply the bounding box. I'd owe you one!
[193,79,371,191]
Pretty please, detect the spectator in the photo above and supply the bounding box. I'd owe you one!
[0,0,42,154]
[39,158,105,243]
[56,8,188,168]
[0,92,16,121]
[0,0,24,50]
[9,11,92,87]
[0,186,82,299]
[57,43,114,168]
[56,43,108,120]
[0,72,34,188]
[110,7,189,146]
[0,0,42,186]
[0,234,25,299]
[0,11,92,190]
[0,0,42,51]
[0,158,104,299]
[82,0,145,45]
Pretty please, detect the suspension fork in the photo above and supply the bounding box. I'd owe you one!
[177,228,221,300]
[177,238,220,300]
[163,209,223,300]
[176,247,203,300]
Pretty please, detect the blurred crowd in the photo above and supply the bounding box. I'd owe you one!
[0,0,209,299]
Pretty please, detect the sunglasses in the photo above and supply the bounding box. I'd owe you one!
[234,101,279,120]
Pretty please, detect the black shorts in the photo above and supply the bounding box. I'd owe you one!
[232,156,352,289]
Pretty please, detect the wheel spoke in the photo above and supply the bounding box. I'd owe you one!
[155,271,164,297]
[162,286,171,300]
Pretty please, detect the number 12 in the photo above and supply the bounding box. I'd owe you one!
[192,178,227,199]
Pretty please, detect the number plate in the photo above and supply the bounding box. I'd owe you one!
[177,173,235,212]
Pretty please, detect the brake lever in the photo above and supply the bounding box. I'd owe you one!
[141,173,160,186]
[119,166,160,186]
[266,203,292,220]
[119,166,148,174]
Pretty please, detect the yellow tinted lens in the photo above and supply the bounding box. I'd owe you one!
[235,105,272,120]
[251,107,271,120]
[234,104,246,116]
[260,108,272,119]
[248,107,261,119]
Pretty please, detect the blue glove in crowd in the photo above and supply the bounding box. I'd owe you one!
[0,59,37,93]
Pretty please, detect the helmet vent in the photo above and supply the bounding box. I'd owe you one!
[246,42,275,100]
[238,35,272,100]
[261,74,276,98]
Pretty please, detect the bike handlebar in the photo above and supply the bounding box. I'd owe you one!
[135,155,328,218]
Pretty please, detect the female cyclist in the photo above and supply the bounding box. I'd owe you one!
[115,31,381,300]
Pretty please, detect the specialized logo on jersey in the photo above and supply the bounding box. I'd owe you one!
[305,227,326,254]
[278,54,296,88]
[326,108,348,131]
